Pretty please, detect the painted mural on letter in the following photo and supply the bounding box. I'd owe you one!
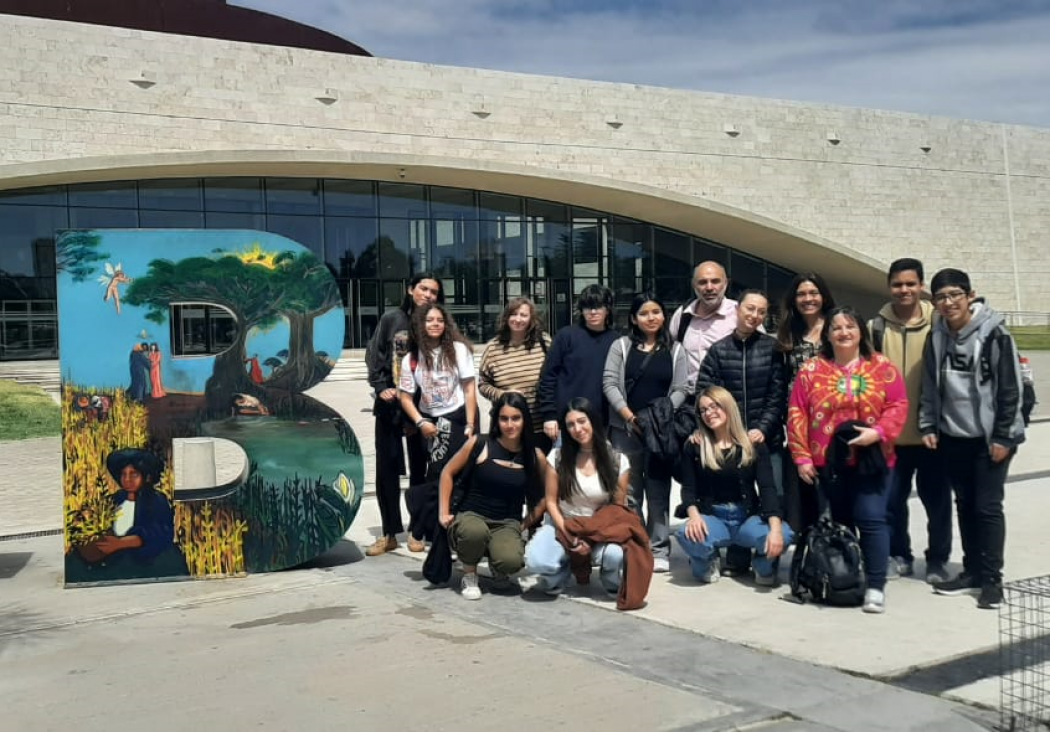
[57,229,362,586]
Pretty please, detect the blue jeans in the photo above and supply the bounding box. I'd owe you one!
[822,469,890,591]
[673,503,794,580]
[524,523,624,593]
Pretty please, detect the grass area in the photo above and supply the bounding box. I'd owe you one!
[0,379,61,440]
[1012,326,1050,351]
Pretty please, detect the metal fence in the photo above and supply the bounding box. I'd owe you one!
[1003,312,1050,329]
[1000,575,1050,731]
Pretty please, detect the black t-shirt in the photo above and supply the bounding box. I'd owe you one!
[625,346,673,412]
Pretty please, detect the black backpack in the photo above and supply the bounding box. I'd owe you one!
[790,512,866,607]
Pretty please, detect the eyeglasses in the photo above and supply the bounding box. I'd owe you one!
[932,290,968,305]
[697,403,724,417]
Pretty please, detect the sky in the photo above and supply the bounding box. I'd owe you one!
[236,0,1050,128]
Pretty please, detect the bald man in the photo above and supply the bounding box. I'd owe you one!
[668,261,738,394]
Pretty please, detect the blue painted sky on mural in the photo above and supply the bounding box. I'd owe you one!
[57,230,344,393]
[236,0,1050,127]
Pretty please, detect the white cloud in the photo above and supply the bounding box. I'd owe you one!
[236,0,1050,127]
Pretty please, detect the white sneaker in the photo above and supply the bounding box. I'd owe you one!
[701,562,720,584]
[653,557,670,573]
[862,588,885,614]
[460,572,482,601]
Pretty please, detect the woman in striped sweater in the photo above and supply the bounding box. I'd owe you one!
[479,297,553,453]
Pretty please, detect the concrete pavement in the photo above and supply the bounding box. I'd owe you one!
[1,354,1048,730]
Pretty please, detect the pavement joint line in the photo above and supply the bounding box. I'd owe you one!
[1,572,359,639]
[0,528,62,542]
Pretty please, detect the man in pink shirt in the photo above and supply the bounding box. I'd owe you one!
[669,261,738,395]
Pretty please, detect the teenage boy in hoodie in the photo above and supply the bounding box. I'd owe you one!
[919,269,1026,609]
[537,285,619,446]
[870,259,951,584]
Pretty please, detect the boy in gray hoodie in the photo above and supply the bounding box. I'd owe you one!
[919,269,1026,609]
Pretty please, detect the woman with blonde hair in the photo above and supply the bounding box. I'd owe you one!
[674,386,792,585]
[478,297,552,452]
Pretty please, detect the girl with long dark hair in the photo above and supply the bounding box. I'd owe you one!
[524,398,630,595]
[603,291,688,572]
[363,272,443,557]
[438,392,548,600]
[399,301,477,551]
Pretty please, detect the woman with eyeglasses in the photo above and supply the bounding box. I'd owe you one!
[537,285,619,446]
[674,386,792,586]
[787,306,908,614]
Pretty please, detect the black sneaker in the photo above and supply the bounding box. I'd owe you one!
[933,573,979,596]
[978,583,1003,610]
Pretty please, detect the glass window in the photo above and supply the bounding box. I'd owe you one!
[68,208,138,229]
[0,185,66,206]
[767,265,795,307]
[429,186,476,220]
[654,228,690,278]
[609,219,648,296]
[68,182,137,209]
[571,216,602,279]
[378,218,424,279]
[205,212,266,230]
[203,178,264,213]
[265,178,322,216]
[692,239,727,273]
[170,304,237,357]
[529,213,570,278]
[526,199,568,223]
[479,218,526,278]
[479,193,522,220]
[323,180,375,216]
[325,217,379,278]
[267,214,324,260]
[139,210,205,228]
[377,183,427,218]
[138,179,202,211]
[729,251,766,297]
[432,219,478,278]
[0,205,67,277]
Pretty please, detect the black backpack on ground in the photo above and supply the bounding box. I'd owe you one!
[789,480,866,606]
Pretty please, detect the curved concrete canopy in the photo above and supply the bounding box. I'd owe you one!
[0,150,888,300]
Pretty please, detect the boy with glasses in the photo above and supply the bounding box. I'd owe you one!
[919,269,1026,609]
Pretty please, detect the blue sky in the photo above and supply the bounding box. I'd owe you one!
[236,0,1050,127]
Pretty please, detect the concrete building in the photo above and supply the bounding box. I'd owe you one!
[1,0,1047,357]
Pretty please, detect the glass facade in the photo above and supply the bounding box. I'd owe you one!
[0,178,795,359]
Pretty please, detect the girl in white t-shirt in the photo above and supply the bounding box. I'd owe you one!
[525,398,630,595]
[399,302,477,550]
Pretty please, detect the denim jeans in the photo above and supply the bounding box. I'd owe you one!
[887,444,952,565]
[524,523,624,593]
[611,426,671,560]
[821,469,890,591]
[673,503,794,580]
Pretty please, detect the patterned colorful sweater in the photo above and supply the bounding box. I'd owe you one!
[788,353,908,469]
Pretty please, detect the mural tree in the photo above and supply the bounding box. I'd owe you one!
[124,255,282,414]
[56,231,109,282]
[269,251,342,390]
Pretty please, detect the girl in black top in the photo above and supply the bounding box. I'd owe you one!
[439,393,547,601]
[674,386,793,586]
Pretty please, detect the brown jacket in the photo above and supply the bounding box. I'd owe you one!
[557,504,653,611]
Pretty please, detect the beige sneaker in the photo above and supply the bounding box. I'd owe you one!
[407,536,426,553]
[365,535,398,557]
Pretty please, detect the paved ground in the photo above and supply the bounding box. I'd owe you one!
[1,353,1048,730]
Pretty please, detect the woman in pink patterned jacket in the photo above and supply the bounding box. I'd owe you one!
[788,306,908,614]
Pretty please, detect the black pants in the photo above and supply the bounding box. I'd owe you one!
[373,401,407,537]
[939,435,1012,586]
[887,444,952,565]
[783,461,820,537]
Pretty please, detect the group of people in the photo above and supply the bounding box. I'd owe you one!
[364,258,1027,614]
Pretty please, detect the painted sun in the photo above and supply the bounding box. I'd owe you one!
[235,242,279,269]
